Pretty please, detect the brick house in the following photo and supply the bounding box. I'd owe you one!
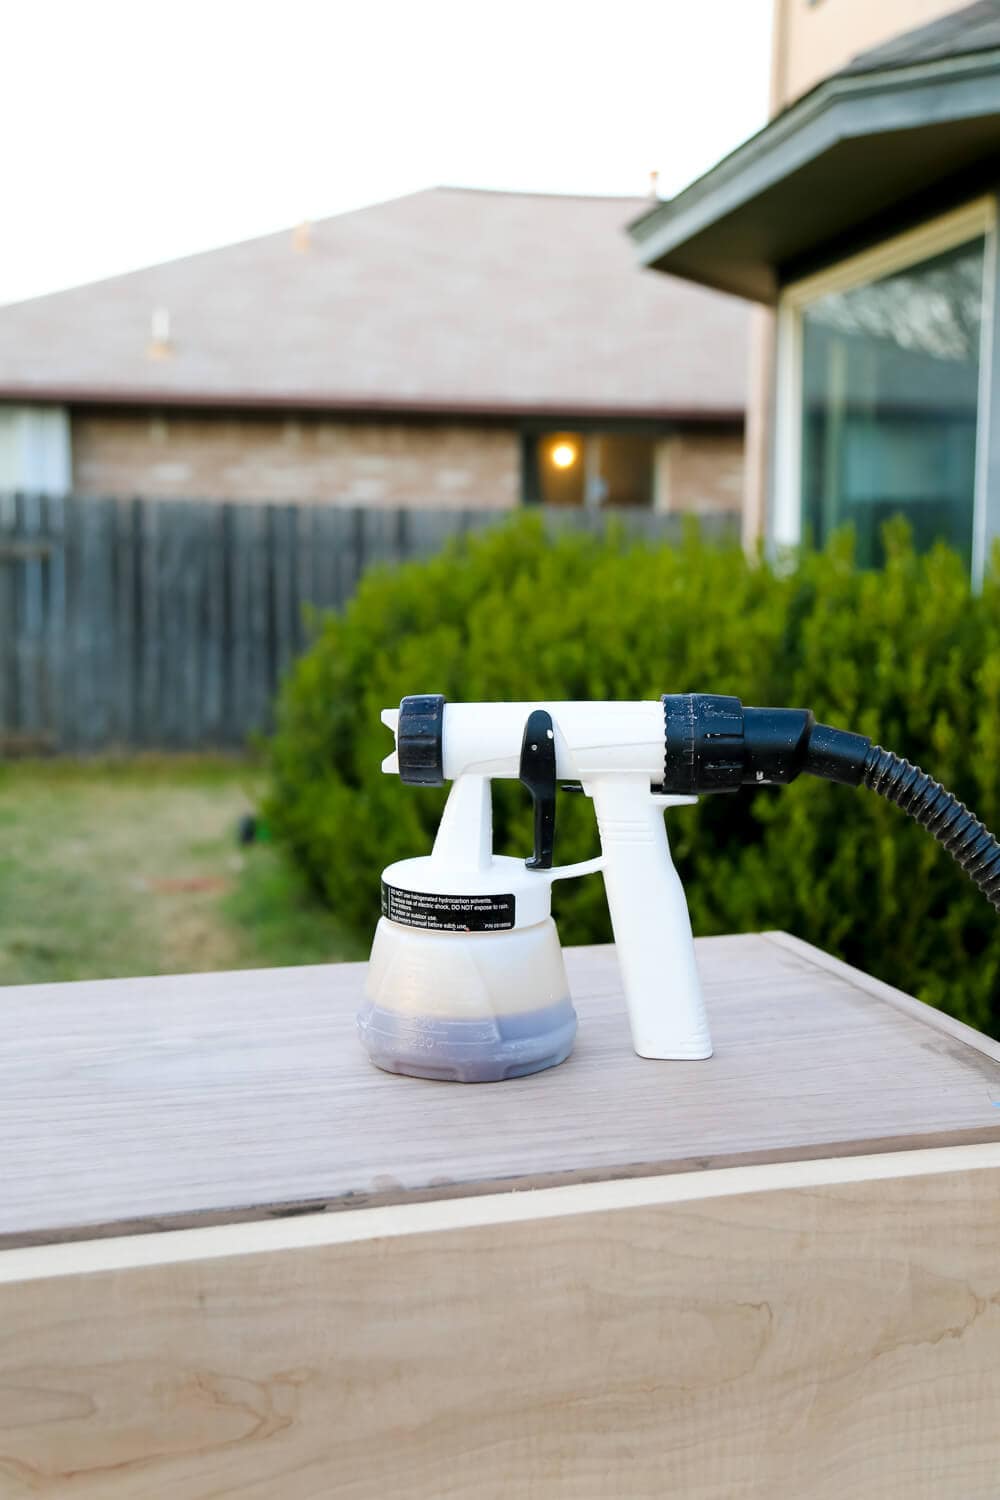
[0,189,747,516]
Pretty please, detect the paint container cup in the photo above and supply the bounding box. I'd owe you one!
[357,909,577,1084]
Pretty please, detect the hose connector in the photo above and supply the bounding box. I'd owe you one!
[662,693,871,794]
[662,693,1000,916]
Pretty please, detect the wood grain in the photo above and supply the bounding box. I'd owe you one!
[2,934,1000,1247]
[1,1148,999,1499]
[763,930,1000,1060]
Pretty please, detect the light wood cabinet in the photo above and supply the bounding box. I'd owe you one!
[2,933,999,1497]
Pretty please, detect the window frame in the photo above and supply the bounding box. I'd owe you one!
[772,195,998,582]
[520,426,659,510]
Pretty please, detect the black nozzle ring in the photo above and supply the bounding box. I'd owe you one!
[396,694,446,785]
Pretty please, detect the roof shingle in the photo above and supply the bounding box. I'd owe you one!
[0,188,746,420]
[841,0,1000,77]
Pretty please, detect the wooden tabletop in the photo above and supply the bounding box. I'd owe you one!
[3,931,1000,1248]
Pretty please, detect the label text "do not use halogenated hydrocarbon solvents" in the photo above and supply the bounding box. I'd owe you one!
[381,883,516,932]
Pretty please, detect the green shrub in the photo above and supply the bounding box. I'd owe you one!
[265,516,1000,1038]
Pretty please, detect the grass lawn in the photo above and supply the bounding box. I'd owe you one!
[0,758,365,986]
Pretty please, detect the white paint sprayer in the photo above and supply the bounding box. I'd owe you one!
[358,693,1000,1082]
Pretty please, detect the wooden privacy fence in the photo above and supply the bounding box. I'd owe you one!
[0,492,739,752]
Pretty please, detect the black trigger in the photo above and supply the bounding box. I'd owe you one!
[519,709,556,870]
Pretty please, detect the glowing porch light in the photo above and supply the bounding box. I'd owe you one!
[551,441,578,469]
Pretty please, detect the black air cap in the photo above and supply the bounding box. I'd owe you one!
[396,694,446,785]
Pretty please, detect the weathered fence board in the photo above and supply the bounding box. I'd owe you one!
[0,493,738,752]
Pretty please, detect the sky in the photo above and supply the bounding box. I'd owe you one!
[1,0,773,307]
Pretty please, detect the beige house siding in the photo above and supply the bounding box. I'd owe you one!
[71,413,522,508]
[742,307,778,548]
[770,0,969,110]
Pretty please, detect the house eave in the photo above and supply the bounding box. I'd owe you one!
[0,386,744,428]
[630,50,1000,304]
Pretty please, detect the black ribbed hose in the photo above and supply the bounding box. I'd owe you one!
[861,746,1000,913]
[661,693,1000,913]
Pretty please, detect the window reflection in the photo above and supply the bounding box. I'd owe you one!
[800,237,984,566]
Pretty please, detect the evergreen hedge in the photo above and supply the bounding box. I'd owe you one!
[265,517,1000,1038]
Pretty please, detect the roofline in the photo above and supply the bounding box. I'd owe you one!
[435,184,648,203]
[0,187,651,312]
[629,47,1000,284]
[0,386,744,427]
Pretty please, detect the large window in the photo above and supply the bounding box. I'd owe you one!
[775,200,995,577]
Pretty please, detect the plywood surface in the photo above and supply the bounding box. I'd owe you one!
[2,1149,1000,1499]
[2,932,1000,1246]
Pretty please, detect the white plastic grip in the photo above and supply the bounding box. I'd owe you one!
[589,776,712,1060]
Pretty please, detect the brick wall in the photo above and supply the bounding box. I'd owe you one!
[654,430,745,513]
[71,412,522,508]
[69,409,744,515]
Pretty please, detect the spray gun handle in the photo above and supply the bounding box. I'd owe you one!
[589,777,712,1060]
